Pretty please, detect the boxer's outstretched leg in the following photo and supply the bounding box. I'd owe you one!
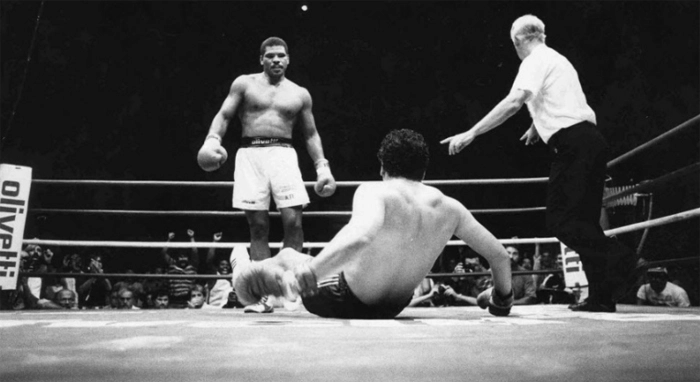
[231,247,310,310]
[230,246,275,313]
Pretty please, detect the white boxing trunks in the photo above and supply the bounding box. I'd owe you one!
[232,137,310,210]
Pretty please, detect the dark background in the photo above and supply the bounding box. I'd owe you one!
[0,1,698,271]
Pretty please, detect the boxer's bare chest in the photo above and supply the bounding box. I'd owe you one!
[243,81,303,118]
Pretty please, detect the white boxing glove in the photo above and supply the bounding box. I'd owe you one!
[197,134,228,172]
[314,159,336,197]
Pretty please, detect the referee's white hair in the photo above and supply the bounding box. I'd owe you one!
[510,14,546,44]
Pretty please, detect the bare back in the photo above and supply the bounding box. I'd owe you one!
[237,74,308,138]
[342,180,462,305]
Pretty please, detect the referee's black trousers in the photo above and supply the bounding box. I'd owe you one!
[545,121,636,304]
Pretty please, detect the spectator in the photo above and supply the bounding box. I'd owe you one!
[7,244,54,310]
[409,278,441,307]
[59,252,84,306]
[637,267,690,307]
[667,266,698,305]
[203,232,235,308]
[19,277,77,310]
[106,289,120,309]
[439,255,493,306]
[162,230,200,308]
[537,253,576,304]
[521,257,533,271]
[42,276,65,304]
[442,283,479,306]
[117,288,140,310]
[442,259,470,297]
[187,284,207,309]
[78,253,112,309]
[142,265,168,309]
[506,245,537,305]
[508,243,523,266]
[112,269,146,308]
[152,289,170,309]
[462,255,493,299]
[532,244,555,290]
[24,244,52,301]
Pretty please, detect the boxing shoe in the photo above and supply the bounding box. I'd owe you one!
[243,296,274,314]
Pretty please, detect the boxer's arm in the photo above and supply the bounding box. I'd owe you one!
[208,76,246,139]
[308,184,385,278]
[450,199,512,297]
[298,89,327,164]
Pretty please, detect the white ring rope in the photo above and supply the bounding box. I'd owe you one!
[28,113,698,189]
[31,177,550,187]
[30,207,546,217]
[23,207,700,249]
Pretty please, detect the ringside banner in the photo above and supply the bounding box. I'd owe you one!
[560,243,589,301]
[0,164,32,290]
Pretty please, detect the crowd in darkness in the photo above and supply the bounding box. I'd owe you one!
[2,231,696,310]
[3,229,241,310]
[411,243,696,309]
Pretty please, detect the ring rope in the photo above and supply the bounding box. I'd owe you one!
[31,160,695,217]
[19,269,565,281]
[28,114,698,188]
[30,206,547,217]
[30,163,694,221]
[22,207,700,249]
[603,162,699,205]
[21,258,698,281]
[30,177,550,187]
[607,114,700,169]
[602,207,699,237]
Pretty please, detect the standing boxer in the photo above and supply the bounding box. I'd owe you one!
[198,37,336,313]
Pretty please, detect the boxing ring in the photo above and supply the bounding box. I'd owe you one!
[2,115,699,382]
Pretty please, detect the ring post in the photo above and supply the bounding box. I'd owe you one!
[0,164,32,290]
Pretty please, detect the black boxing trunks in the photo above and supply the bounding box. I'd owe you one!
[301,272,411,319]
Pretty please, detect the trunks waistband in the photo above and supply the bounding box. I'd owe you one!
[240,137,293,148]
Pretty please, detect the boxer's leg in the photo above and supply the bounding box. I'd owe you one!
[279,206,304,252]
[245,210,272,261]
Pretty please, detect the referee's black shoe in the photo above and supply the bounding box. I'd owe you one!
[569,299,616,313]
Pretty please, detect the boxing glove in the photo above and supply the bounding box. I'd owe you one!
[197,134,228,172]
[314,159,337,197]
[477,286,514,317]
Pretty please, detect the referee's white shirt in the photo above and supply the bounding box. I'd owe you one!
[511,44,597,144]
